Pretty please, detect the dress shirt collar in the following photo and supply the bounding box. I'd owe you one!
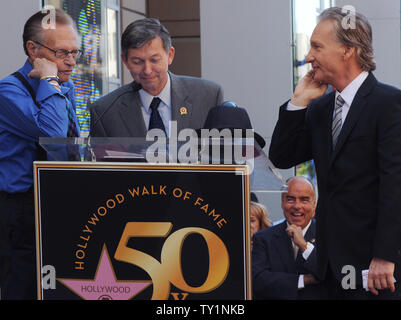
[21,60,40,90]
[336,71,369,107]
[139,74,171,112]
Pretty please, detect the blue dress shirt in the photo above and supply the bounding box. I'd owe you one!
[0,60,80,193]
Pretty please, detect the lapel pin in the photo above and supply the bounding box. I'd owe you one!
[180,107,188,116]
[310,239,316,243]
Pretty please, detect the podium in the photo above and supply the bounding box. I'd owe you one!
[34,137,284,300]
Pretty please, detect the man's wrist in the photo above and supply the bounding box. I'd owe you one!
[301,241,309,252]
[290,95,312,107]
[40,75,60,84]
[41,75,61,92]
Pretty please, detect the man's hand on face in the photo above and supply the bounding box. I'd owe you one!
[286,224,308,252]
[290,69,328,107]
[28,58,58,79]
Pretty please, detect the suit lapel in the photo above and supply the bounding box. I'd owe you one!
[304,220,316,244]
[273,222,296,273]
[118,87,147,137]
[170,73,193,132]
[330,73,377,165]
[321,92,336,165]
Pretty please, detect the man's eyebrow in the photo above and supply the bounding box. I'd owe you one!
[131,53,162,60]
[310,40,323,47]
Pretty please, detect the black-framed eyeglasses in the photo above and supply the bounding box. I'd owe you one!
[33,40,83,60]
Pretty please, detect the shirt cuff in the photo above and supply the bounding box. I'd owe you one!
[302,242,315,260]
[298,275,305,289]
[36,79,65,102]
[286,101,307,111]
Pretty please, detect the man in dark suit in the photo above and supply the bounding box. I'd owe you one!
[269,7,401,299]
[252,176,324,299]
[90,18,223,137]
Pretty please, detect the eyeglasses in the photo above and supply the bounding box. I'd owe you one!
[33,40,83,60]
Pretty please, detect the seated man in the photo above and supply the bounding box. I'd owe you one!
[252,176,325,299]
[90,18,223,137]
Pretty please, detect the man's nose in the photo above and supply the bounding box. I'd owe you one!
[64,54,77,67]
[143,61,152,74]
[305,50,313,63]
[293,199,302,209]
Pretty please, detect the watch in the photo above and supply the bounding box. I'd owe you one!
[41,76,61,84]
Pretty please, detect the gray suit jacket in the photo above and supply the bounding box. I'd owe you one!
[89,72,224,137]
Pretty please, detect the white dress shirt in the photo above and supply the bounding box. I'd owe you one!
[139,74,172,136]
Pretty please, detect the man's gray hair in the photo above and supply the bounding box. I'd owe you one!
[121,18,171,58]
[23,9,76,57]
[318,7,376,71]
[283,176,317,200]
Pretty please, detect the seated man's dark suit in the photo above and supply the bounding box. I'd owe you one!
[252,220,325,299]
[89,72,223,137]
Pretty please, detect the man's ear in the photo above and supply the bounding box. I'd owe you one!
[121,53,128,67]
[311,200,317,218]
[26,40,39,59]
[281,193,286,210]
[343,46,355,61]
[167,46,175,66]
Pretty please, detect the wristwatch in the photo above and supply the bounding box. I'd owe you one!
[41,76,61,85]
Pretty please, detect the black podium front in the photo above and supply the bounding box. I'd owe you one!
[34,137,284,300]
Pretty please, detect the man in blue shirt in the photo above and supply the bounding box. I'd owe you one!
[0,9,80,299]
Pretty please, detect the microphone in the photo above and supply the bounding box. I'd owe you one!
[85,81,142,161]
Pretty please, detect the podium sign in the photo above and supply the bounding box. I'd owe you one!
[34,162,251,300]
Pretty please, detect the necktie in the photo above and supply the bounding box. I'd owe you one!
[148,97,166,134]
[65,101,78,137]
[332,95,345,148]
[66,101,78,137]
[293,242,299,259]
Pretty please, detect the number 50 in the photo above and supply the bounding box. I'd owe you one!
[114,222,230,300]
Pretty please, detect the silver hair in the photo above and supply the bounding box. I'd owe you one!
[318,7,376,71]
[283,176,317,200]
[23,9,76,57]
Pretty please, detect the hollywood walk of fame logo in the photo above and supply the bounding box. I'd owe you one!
[58,245,151,300]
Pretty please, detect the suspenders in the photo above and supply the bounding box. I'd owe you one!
[12,72,41,108]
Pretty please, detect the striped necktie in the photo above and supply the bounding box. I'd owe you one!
[332,95,345,148]
[66,101,78,137]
